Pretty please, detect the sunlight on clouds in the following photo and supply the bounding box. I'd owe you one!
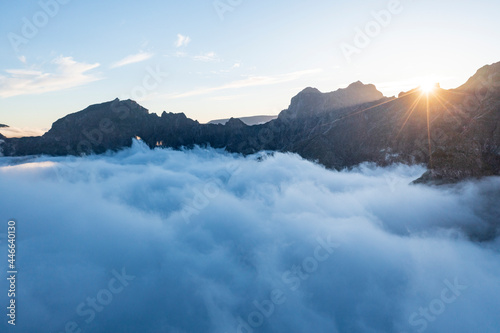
[0,161,56,171]
[0,56,101,98]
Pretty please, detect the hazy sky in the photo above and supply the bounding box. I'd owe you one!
[1,0,499,131]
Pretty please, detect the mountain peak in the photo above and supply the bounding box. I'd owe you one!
[347,80,364,87]
[226,117,247,128]
[300,87,322,94]
[280,81,384,119]
[161,111,188,119]
[345,80,378,92]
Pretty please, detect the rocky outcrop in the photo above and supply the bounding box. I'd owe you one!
[279,81,384,120]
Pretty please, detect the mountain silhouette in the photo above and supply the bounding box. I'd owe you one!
[1,62,499,184]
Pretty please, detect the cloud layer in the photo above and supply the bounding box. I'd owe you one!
[0,141,499,333]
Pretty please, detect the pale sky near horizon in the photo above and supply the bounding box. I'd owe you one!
[1,0,499,134]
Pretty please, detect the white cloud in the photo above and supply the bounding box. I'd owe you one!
[175,34,191,48]
[193,52,218,62]
[18,55,27,64]
[165,68,322,99]
[5,69,43,76]
[0,56,101,98]
[0,142,499,332]
[110,51,154,69]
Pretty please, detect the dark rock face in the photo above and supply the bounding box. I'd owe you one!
[1,62,499,184]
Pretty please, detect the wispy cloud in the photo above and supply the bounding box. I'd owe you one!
[165,68,322,99]
[209,94,247,101]
[5,69,43,76]
[193,52,219,62]
[0,56,101,98]
[110,51,154,68]
[166,51,221,63]
[175,34,191,48]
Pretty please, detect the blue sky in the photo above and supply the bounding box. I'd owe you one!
[1,0,499,133]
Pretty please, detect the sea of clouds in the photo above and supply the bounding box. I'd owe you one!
[0,139,499,333]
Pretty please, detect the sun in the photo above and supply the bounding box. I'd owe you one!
[419,81,439,94]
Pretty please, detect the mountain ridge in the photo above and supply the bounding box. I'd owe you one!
[1,62,499,184]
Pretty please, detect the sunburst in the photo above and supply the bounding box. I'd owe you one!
[419,80,439,95]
